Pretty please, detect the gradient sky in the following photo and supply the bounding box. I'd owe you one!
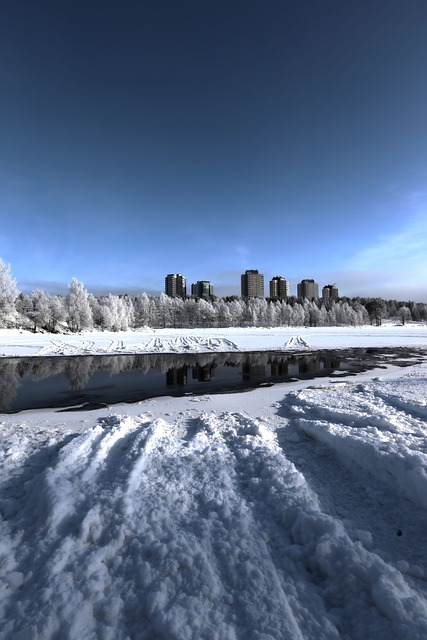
[1,1,427,301]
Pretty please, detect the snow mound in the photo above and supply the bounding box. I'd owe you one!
[283,335,311,350]
[2,408,427,638]
[287,376,427,512]
[139,335,240,353]
[34,335,241,357]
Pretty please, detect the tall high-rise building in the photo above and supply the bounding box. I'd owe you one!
[241,270,264,298]
[322,284,339,304]
[165,273,187,298]
[297,278,319,300]
[191,280,214,298]
[269,276,289,299]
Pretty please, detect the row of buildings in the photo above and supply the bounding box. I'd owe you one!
[165,271,340,302]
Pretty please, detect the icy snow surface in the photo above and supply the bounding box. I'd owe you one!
[1,327,427,639]
[0,323,426,357]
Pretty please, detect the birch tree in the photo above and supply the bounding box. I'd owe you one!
[66,278,93,332]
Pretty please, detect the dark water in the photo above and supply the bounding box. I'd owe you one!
[0,348,425,413]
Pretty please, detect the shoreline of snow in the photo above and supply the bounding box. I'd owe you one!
[2,328,427,638]
[0,324,426,358]
[2,361,427,638]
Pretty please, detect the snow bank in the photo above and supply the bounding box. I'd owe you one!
[1,324,426,357]
[1,328,427,639]
[2,368,427,638]
[288,376,427,512]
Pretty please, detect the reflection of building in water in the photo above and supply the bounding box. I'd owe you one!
[192,364,215,382]
[322,356,341,370]
[166,367,188,386]
[242,363,266,380]
[270,360,289,376]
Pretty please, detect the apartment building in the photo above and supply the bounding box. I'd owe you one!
[297,278,319,300]
[241,270,264,298]
[165,273,187,298]
[322,284,340,304]
[269,276,289,299]
[191,280,214,298]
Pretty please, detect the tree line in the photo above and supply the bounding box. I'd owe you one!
[1,259,426,332]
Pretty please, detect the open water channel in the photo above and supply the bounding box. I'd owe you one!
[0,347,425,413]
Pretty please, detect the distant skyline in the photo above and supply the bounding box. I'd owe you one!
[1,1,427,302]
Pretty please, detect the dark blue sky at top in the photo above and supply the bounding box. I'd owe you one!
[1,0,427,300]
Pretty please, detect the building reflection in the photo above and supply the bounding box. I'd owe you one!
[242,363,266,380]
[166,367,188,386]
[192,364,215,382]
[0,349,360,412]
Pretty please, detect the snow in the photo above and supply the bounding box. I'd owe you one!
[0,323,426,358]
[1,327,427,639]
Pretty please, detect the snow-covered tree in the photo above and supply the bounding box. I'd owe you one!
[0,259,19,327]
[196,298,215,327]
[214,299,232,327]
[365,298,385,326]
[397,305,411,325]
[27,289,51,332]
[66,278,93,332]
[88,293,104,329]
[133,293,150,327]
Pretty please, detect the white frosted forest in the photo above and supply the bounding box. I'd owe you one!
[1,261,426,333]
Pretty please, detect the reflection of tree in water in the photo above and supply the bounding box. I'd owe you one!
[65,357,95,390]
[17,357,65,381]
[0,361,20,411]
[0,350,350,412]
[98,355,136,376]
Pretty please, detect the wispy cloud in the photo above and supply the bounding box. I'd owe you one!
[348,211,427,281]
[236,244,250,260]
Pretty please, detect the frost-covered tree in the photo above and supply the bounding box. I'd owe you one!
[397,305,411,325]
[66,278,93,332]
[365,298,386,326]
[228,299,244,327]
[133,293,150,327]
[196,298,215,327]
[292,302,305,326]
[27,289,51,332]
[104,294,131,331]
[48,295,66,332]
[0,259,19,327]
[215,299,232,327]
[88,293,104,329]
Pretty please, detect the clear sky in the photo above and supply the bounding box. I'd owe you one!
[1,0,427,301]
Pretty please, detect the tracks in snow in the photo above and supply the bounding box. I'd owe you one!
[35,335,241,357]
[2,406,427,638]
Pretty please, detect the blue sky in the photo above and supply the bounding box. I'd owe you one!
[1,0,427,301]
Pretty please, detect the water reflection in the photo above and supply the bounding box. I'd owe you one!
[0,348,406,413]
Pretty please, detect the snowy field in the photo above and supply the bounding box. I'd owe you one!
[1,326,427,639]
[0,323,427,357]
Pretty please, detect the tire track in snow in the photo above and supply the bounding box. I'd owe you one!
[2,409,427,639]
[285,383,427,510]
[277,380,427,589]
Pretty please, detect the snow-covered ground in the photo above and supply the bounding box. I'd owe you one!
[0,323,426,357]
[1,326,427,639]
